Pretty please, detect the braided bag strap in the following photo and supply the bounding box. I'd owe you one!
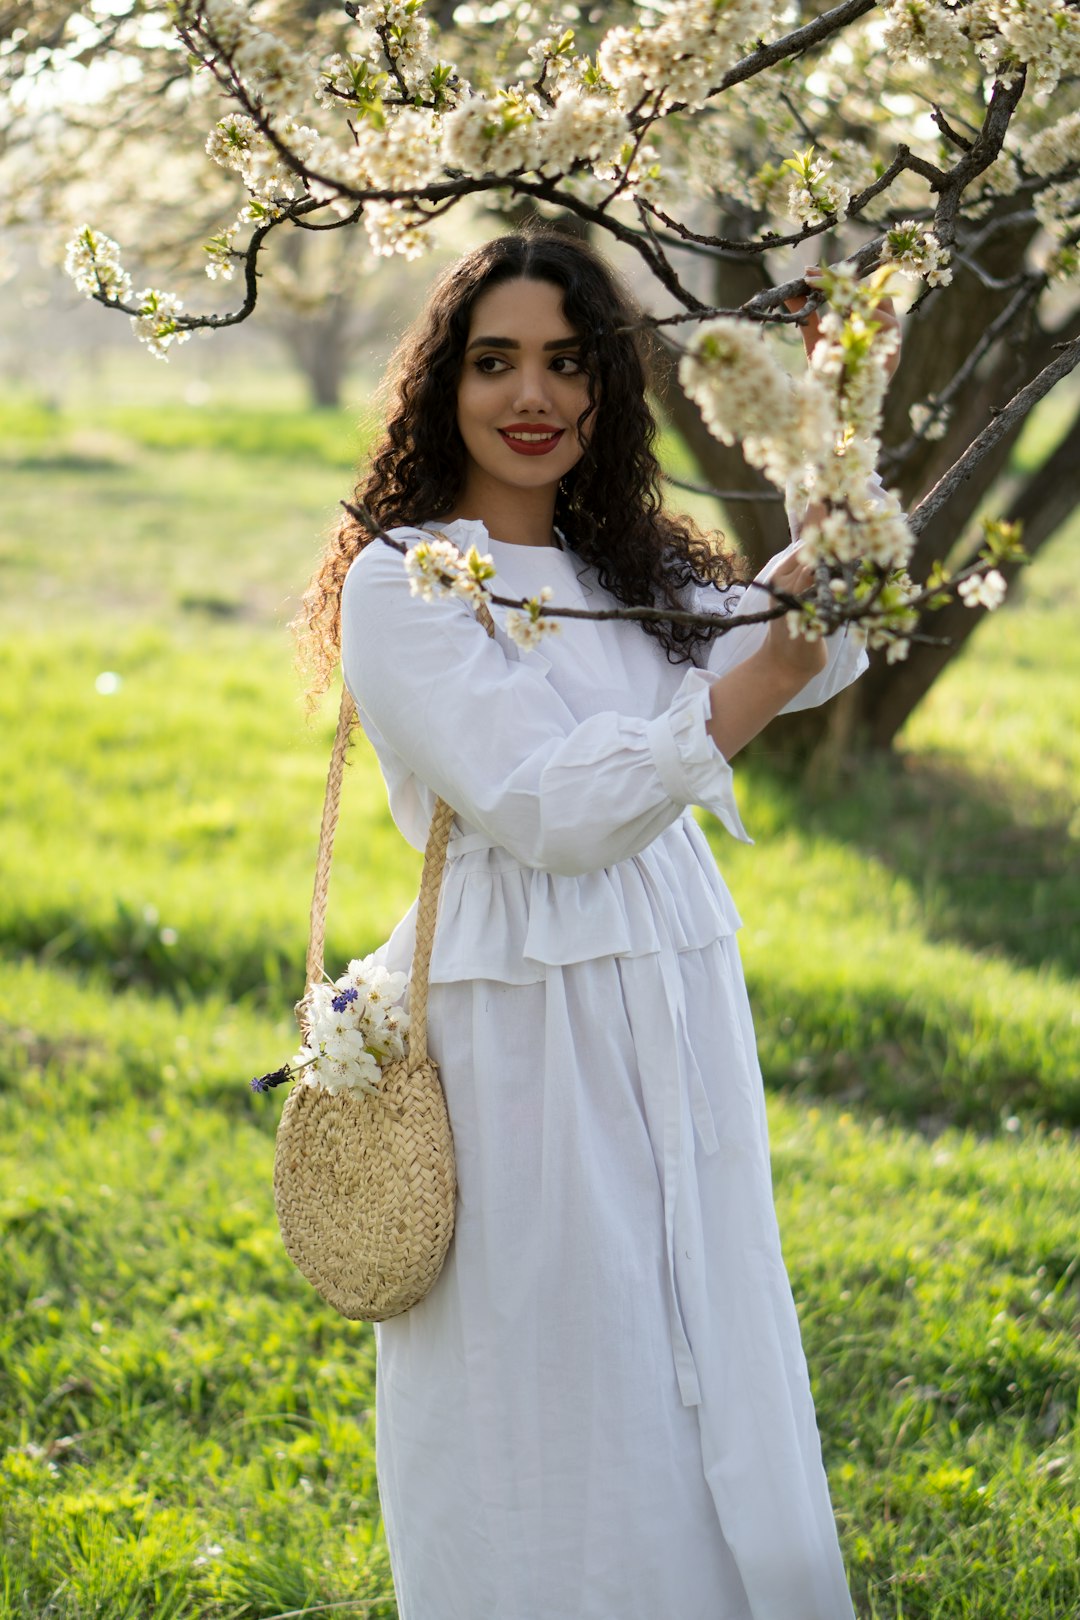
[304,595,497,1072]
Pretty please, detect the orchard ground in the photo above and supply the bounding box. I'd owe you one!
[0,361,1077,1619]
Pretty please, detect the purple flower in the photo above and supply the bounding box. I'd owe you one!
[250,1065,291,1093]
[331,987,359,1013]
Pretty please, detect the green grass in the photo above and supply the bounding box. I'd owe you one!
[1,385,1077,1618]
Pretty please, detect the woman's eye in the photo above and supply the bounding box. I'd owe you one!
[552,355,583,375]
[474,355,508,374]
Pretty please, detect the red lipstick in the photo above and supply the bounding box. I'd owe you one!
[498,423,565,457]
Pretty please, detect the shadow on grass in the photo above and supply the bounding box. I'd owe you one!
[4,451,134,474]
[748,743,1079,984]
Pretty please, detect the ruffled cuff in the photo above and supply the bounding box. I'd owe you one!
[645,668,753,844]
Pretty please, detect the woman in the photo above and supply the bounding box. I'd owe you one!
[296,231,893,1620]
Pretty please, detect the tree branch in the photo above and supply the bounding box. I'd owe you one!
[907,335,1080,537]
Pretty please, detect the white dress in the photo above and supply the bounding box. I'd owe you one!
[339,511,870,1620]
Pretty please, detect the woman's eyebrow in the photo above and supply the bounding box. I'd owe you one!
[465,335,581,352]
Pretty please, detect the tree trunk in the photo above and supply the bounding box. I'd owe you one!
[864,398,1080,745]
[272,296,353,409]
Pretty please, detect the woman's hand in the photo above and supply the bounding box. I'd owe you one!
[765,547,828,681]
[705,552,828,759]
[783,264,902,381]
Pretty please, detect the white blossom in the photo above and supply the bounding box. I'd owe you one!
[403,538,496,607]
[357,107,441,189]
[884,220,953,287]
[679,319,800,475]
[783,147,851,227]
[204,224,238,281]
[1023,109,1080,179]
[443,92,543,177]
[969,0,1080,100]
[1033,178,1080,241]
[130,288,191,360]
[505,588,562,651]
[958,568,1007,609]
[366,0,440,94]
[880,0,971,70]
[205,112,314,203]
[363,200,430,259]
[538,90,628,176]
[193,0,248,54]
[597,0,769,115]
[64,226,133,304]
[909,400,950,440]
[293,952,411,1097]
[232,26,314,112]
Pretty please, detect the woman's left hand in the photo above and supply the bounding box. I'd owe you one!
[764,548,828,681]
[783,264,902,382]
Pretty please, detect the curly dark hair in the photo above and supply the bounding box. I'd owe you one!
[293,229,745,705]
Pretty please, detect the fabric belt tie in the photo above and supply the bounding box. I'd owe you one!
[632,853,719,1408]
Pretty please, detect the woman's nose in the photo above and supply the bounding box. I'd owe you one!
[513,365,553,414]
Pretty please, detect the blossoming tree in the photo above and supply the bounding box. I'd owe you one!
[13,0,1080,748]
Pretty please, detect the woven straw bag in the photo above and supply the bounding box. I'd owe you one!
[272,591,496,1321]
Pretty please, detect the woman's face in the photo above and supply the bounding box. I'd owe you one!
[455,276,593,498]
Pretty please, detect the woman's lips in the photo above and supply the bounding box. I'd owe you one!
[497,427,565,457]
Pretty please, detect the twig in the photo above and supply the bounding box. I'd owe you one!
[661,472,784,503]
[659,0,879,115]
[343,502,811,630]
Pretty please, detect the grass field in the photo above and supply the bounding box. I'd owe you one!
[1,376,1077,1619]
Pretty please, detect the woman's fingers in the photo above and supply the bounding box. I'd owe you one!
[783,263,902,379]
[782,264,823,361]
[771,549,816,594]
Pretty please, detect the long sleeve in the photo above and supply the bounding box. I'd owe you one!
[696,474,890,709]
[340,534,751,879]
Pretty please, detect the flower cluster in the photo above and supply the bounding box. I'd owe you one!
[63,228,193,359]
[538,89,628,177]
[131,288,191,360]
[401,539,561,651]
[971,0,1080,100]
[528,27,589,96]
[680,264,914,603]
[883,221,953,287]
[288,955,411,1097]
[678,318,800,469]
[879,0,971,71]
[64,227,133,303]
[909,399,951,441]
[958,567,1007,609]
[879,0,1080,99]
[443,90,544,178]
[506,588,562,651]
[365,0,442,98]
[404,537,496,605]
[205,112,316,203]
[596,0,768,114]
[195,0,314,114]
[1025,109,1080,180]
[316,49,385,113]
[783,146,851,228]
[204,226,238,281]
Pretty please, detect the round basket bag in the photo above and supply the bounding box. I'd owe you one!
[272,795,459,1319]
